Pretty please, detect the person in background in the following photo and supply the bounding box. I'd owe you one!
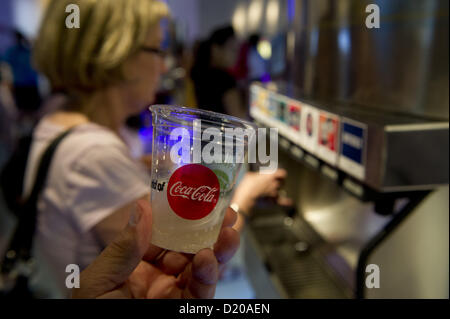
[24,0,238,299]
[191,27,291,233]
[247,34,268,82]
[0,62,18,167]
[230,37,250,84]
[191,26,247,119]
[231,33,268,84]
[3,31,41,122]
[191,29,291,286]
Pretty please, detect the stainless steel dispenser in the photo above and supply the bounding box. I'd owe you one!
[243,0,449,299]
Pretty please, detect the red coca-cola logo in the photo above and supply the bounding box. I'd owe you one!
[167,164,220,220]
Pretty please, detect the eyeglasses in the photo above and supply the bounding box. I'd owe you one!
[141,46,167,58]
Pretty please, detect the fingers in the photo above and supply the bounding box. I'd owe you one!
[274,168,287,179]
[213,226,240,265]
[151,208,237,276]
[144,207,237,278]
[266,170,288,199]
[135,200,153,249]
[73,200,152,298]
[221,207,238,229]
[257,170,285,198]
[146,274,178,299]
[215,208,240,264]
[175,211,239,296]
[268,188,279,198]
[143,245,165,262]
[154,251,191,276]
[277,196,294,207]
[182,249,218,299]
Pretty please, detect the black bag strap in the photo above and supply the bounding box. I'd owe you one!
[0,134,34,214]
[1,129,73,274]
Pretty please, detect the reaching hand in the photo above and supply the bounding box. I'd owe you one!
[232,169,293,215]
[72,200,239,298]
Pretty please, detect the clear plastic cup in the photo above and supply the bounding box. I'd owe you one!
[149,105,256,253]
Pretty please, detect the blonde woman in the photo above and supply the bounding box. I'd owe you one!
[26,0,238,298]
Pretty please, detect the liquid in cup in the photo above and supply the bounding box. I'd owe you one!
[149,105,255,253]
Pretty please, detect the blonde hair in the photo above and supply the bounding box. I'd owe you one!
[34,0,169,94]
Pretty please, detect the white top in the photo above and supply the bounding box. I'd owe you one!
[23,118,150,298]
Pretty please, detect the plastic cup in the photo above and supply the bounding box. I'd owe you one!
[149,105,256,253]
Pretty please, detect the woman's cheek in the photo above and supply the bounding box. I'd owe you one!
[149,73,160,96]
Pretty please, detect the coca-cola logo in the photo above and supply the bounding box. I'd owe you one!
[167,164,220,220]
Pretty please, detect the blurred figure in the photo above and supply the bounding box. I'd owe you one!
[191,29,290,233]
[230,37,250,83]
[23,0,173,298]
[3,31,41,121]
[247,34,268,82]
[231,33,268,84]
[0,62,18,167]
[191,30,290,286]
[191,25,247,119]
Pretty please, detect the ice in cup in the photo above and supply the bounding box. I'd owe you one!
[149,105,256,253]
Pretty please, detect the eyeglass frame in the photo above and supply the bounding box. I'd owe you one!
[140,46,167,58]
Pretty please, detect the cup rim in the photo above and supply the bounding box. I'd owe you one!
[149,104,258,130]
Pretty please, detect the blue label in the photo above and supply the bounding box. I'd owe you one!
[341,122,364,164]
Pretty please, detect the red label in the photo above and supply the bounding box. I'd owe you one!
[167,164,220,220]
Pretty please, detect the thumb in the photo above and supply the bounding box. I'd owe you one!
[274,168,287,179]
[73,200,152,298]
